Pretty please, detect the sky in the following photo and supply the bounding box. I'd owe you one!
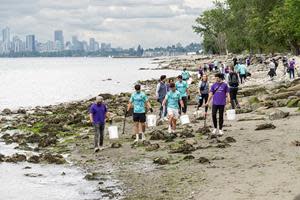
[0,0,215,48]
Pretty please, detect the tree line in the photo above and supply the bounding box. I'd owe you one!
[193,0,300,55]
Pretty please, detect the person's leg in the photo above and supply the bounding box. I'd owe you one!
[94,124,100,148]
[198,95,204,109]
[212,105,218,129]
[219,105,225,130]
[133,120,139,141]
[172,118,177,131]
[234,88,240,108]
[182,97,188,114]
[99,124,105,147]
[159,99,163,118]
[229,89,235,109]
[204,94,209,113]
[292,69,295,79]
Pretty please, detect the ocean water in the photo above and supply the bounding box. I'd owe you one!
[0,57,180,110]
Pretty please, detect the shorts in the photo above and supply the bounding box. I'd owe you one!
[167,108,180,119]
[133,113,146,123]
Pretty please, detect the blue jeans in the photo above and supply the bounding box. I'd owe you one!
[94,123,105,147]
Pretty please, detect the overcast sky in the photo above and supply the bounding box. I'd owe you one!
[0,0,215,48]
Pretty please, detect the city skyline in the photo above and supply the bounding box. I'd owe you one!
[0,0,215,48]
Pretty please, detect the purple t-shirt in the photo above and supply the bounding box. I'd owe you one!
[289,60,295,69]
[210,82,229,105]
[89,103,107,124]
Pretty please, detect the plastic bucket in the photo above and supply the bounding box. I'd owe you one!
[226,109,236,121]
[180,115,190,125]
[147,114,157,127]
[108,126,119,139]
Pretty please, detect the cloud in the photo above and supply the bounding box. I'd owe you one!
[0,0,214,48]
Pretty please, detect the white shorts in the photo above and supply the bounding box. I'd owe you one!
[167,108,180,119]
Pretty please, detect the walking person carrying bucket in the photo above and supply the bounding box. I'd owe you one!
[127,84,153,142]
[204,73,230,136]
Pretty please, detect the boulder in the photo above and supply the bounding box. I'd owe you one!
[41,153,66,164]
[196,127,211,135]
[287,98,300,108]
[269,109,289,120]
[248,96,260,105]
[177,128,195,138]
[170,143,195,154]
[198,157,210,164]
[223,137,237,143]
[111,142,122,148]
[5,153,27,163]
[149,130,166,140]
[27,155,40,163]
[2,108,12,115]
[153,157,169,165]
[183,155,195,160]
[255,123,276,131]
[145,143,160,151]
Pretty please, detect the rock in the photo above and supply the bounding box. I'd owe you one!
[183,155,195,160]
[111,142,122,148]
[149,130,166,140]
[84,173,99,181]
[5,153,27,163]
[131,140,151,148]
[41,153,66,164]
[196,127,211,135]
[153,157,169,165]
[24,173,43,177]
[145,143,160,151]
[17,109,27,114]
[267,91,295,100]
[198,157,210,164]
[236,108,253,114]
[223,137,237,143]
[212,156,225,160]
[287,98,300,108]
[177,128,195,138]
[2,108,12,115]
[170,143,195,154]
[164,132,177,142]
[0,154,5,162]
[269,109,289,120]
[239,87,266,97]
[185,138,197,145]
[248,96,260,104]
[38,135,58,147]
[255,123,276,131]
[27,155,40,163]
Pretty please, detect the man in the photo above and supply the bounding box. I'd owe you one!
[268,60,276,80]
[176,75,189,114]
[205,73,230,136]
[163,83,184,133]
[182,68,190,81]
[127,84,153,142]
[233,57,238,67]
[89,96,109,152]
[156,75,168,120]
[289,58,296,80]
[228,66,240,109]
[282,56,289,75]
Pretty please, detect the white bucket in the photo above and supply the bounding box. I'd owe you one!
[108,126,119,139]
[180,115,190,125]
[147,114,157,127]
[226,109,236,121]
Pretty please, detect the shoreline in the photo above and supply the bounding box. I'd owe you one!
[0,55,300,199]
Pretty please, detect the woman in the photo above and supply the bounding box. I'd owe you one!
[205,73,230,136]
[198,66,204,79]
[197,74,209,116]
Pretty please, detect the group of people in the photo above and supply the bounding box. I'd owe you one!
[268,56,298,80]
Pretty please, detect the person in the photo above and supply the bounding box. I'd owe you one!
[228,66,240,109]
[176,75,189,114]
[89,96,109,152]
[198,66,204,79]
[182,68,190,81]
[156,75,168,120]
[205,73,230,136]
[273,58,279,73]
[282,56,289,75]
[197,74,209,116]
[127,84,153,142]
[268,60,276,80]
[237,62,247,84]
[224,65,230,82]
[233,57,238,67]
[203,63,208,72]
[163,83,184,133]
[214,60,219,71]
[289,58,296,80]
[166,79,174,92]
[209,63,214,72]
[246,57,251,67]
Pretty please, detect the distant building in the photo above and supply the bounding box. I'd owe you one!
[72,36,83,51]
[12,36,24,53]
[2,27,10,43]
[54,30,64,51]
[101,43,111,51]
[26,35,36,52]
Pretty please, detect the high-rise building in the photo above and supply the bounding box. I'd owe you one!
[54,30,64,51]
[12,36,24,53]
[2,27,10,43]
[89,38,96,52]
[26,35,36,52]
[72,36,83,51]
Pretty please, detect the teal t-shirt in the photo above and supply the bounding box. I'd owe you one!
[176,81,188,97]
[238,64,247,75]
[130,92,148,113]
[165,91,181,109]
[182,71,190,80]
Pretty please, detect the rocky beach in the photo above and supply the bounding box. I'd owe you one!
[1,55,300,200]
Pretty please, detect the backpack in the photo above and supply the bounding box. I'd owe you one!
[229,73,239,87]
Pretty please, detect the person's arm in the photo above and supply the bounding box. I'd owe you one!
[162,95,167,107]
[226,92,231,105]
[180,99,184,108]
[127,102,132,112]
[204,92,213,107]
[155,83,160,99]
[146,100,153,112]
[89,113,93,124]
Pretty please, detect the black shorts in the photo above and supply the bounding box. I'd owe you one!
[133,113,146,123]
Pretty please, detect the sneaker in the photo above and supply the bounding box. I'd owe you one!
[168,125,172,133]
[212,128,217,135]
[141,133,146,141]
[218,130,224,136]
[94,147,99,153]
[134,134,139,142]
